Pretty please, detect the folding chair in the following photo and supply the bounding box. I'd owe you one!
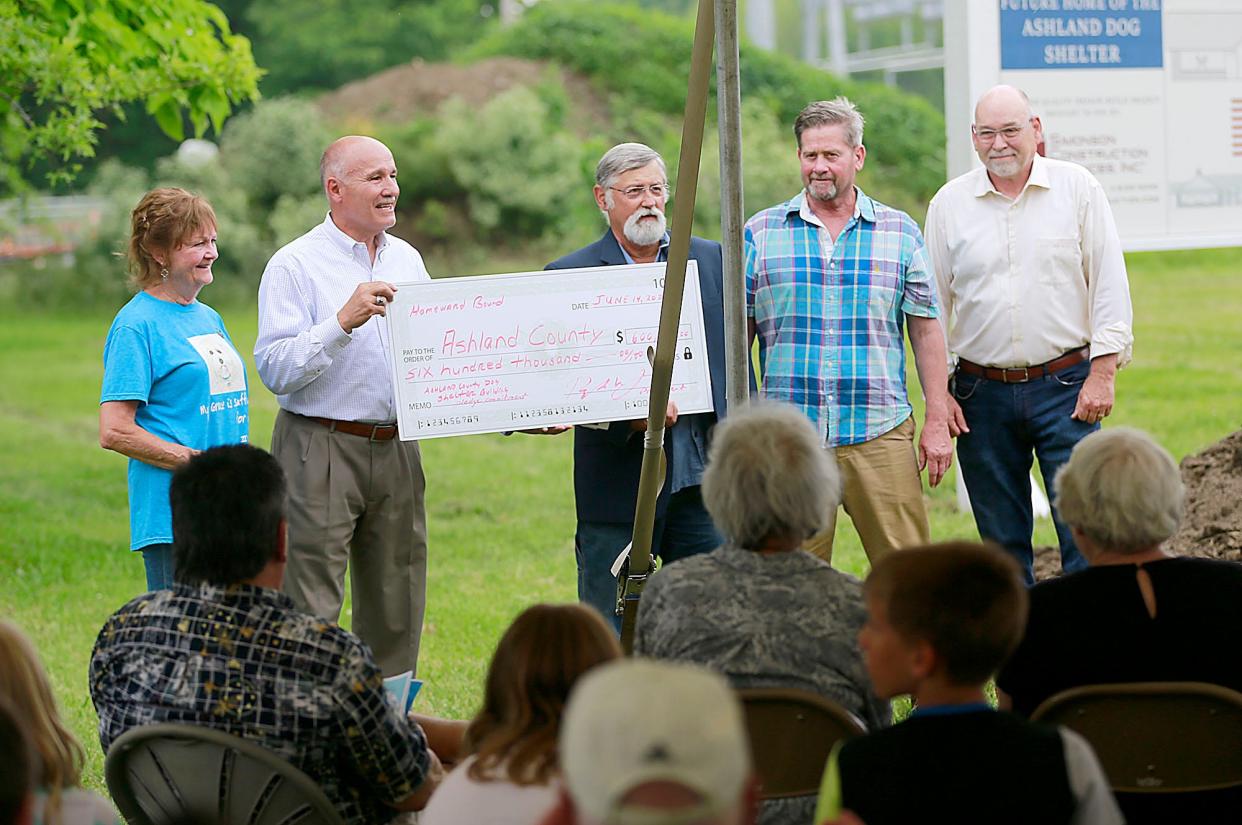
[1030,681,1242,793]
[1032,681,1242,824]
[737,687,867,799]
[105,723,345,825]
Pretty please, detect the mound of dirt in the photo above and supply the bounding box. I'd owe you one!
[316,56,611,131]
[1034,429,1242,580]
[1166,429,1242,561]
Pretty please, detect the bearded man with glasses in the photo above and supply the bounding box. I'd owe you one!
[544,142,735,633]
[924,84,1134,585]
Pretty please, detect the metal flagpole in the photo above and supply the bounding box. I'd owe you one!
[619,0,715,654]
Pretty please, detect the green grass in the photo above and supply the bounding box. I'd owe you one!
[1,247,1238,790]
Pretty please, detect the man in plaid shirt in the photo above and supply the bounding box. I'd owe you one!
[90,445,450,824]
[745,98,958,565]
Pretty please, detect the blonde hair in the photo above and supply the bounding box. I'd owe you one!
[127,188,217,290]
[0,621,86,824]
[1053,427,1185,554]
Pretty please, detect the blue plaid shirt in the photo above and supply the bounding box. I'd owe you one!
[745,189,938,447]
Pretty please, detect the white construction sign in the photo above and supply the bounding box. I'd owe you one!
[945,0,1242,251]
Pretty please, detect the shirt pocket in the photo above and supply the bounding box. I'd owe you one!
[865,259,903,317]
[1035,237,1081,286]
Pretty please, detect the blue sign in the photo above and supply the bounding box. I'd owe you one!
[1000,2,1163,70]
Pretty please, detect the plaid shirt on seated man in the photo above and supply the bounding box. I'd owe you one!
[91,582,429,825]
[89,445,440,825]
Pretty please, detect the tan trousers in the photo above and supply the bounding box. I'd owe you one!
[271,409,428,677]
[803,416,929,565]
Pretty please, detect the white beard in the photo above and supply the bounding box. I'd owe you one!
[985,156,1021,178]
[623,207,667,247]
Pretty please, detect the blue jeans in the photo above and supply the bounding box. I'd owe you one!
[953,359,1098,586]
[140,543,175,590]
[575,486,721,633]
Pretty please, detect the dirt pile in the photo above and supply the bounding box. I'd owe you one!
[316,57,611,130]
[1034,429,1242,580]
[1166,429,1242,561]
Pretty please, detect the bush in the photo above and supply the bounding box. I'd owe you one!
[475,1,945,210]
[218,98,332,212]
[429,86,585,240]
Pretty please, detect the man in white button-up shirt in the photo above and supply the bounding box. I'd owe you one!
[255,135,430,675]
[925,85,1133,585]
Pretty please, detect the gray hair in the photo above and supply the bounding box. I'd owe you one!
[595,143,667,190]
[794,97,865,149]
[702,402,841,549]
[1053,428,1185,554]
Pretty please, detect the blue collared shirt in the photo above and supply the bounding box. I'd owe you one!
[745,189,939,447]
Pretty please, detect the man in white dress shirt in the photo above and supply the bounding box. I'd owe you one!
[925,85,1133,585]
[255,135,429,675]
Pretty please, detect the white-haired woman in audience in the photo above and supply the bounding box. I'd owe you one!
[635,401,886,825]
[421,603,621,825]
[0,621,120,825]
[997,427,1242,718]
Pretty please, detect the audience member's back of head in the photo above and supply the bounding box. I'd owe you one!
[0,698,34,825]
[1053,426,1185,555]
[866,542,1028,686]
[466,603,621,785]
[171,444,286,586]
[0,621,85,819]
[558,659,756,825]
[702,401,840,549]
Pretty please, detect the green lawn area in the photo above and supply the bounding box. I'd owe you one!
[1,247,1238,791]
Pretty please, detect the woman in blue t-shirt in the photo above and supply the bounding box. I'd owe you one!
[99,188,249,590]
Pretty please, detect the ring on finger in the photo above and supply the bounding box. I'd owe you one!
[375,295,386,306]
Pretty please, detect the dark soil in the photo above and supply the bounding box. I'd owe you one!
[316,57,612,133]
[1034,429,1242,580]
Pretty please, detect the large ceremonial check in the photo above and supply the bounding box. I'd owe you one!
[385,262,714,440]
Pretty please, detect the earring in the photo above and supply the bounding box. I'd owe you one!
[161,268,169,281]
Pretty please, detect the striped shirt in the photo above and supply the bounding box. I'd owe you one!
[744,189,938,447]
[255,214,431,423]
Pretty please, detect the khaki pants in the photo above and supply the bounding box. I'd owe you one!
[271,409,428,677]
[803,416,929,565]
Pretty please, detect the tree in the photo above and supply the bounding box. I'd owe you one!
[0,0,261,191]
[244,0,492,96]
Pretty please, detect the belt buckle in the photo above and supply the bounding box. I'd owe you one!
[369,424,384,442]
[1004,367,1029,384]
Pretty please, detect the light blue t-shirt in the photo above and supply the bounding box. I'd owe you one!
[101,292,249,550]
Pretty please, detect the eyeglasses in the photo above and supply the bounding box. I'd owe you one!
[609,183,669,200]
[972,119,1034,143]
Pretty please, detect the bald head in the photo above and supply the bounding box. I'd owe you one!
[320,135,391,196]
[320,135,400,242]
[974,85,1032,125]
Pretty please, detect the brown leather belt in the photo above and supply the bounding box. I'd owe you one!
[956,346,1089,384]
[306,415,399,441]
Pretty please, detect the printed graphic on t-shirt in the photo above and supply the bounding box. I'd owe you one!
[187,333,246,395]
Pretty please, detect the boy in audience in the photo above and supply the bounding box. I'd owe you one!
[818,542,1121,825]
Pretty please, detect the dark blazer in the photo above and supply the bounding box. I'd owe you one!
[546,230,732,523]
